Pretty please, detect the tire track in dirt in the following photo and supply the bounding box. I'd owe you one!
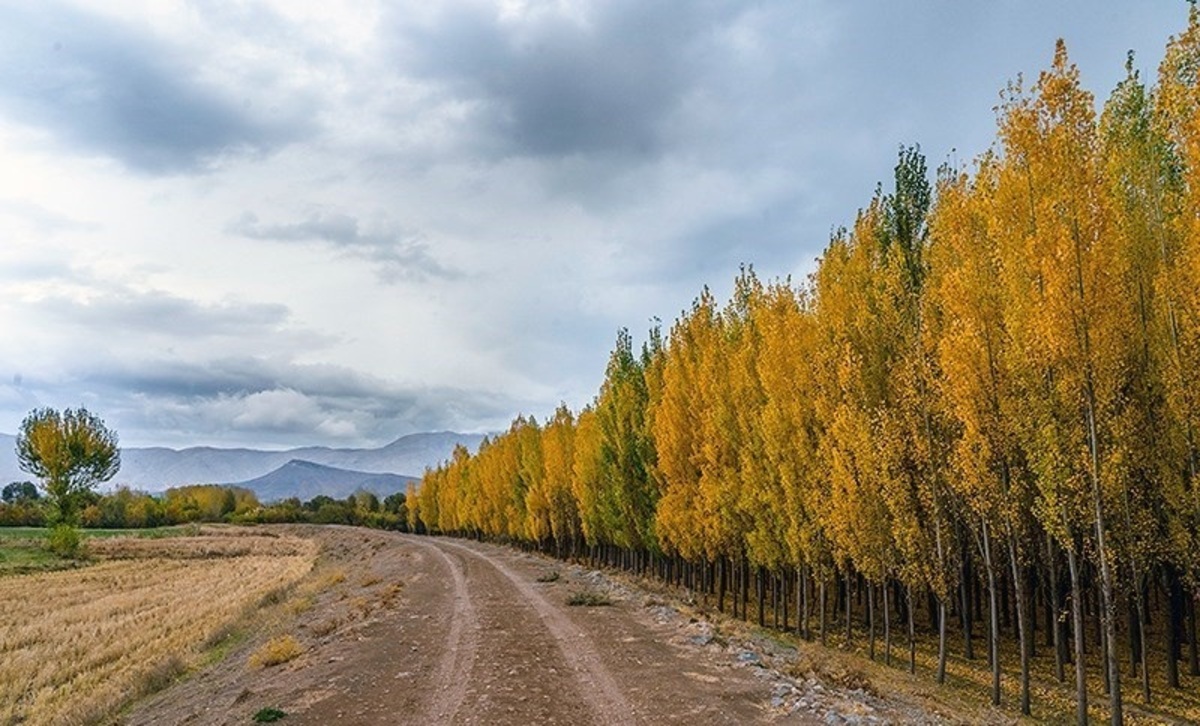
[415,540,480,723]
[431,538,639,725]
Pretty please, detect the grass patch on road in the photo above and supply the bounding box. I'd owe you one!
[567,589,612,607]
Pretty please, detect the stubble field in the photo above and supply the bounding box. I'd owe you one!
[0,528,317,725]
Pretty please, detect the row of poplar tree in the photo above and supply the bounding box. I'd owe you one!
[408,13,1200,725]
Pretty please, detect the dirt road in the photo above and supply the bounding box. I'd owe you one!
[125,527,945,725]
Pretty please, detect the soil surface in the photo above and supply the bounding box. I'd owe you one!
[123,526,953,725]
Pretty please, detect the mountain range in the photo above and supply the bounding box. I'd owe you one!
[0,431,484,494]
[230,459,419,502]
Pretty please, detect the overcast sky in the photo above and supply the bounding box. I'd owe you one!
[0,1,1189,450]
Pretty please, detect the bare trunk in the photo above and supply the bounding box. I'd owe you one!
[845,570,852,645]
[936,596,946,682]
[1133,573,1150,703]
[961,557,975,660]
[1067,541,1088,726]
[982,520,1000,706]
[868,580,876,660]
[757,565,766,627]
[1189,589,1199,677]
[884,580,892,666]
[799,567,809,640]
[1008,537,1031,715]
[1049,534,1066,682]
[819,576,828,646]
[718,556,727,614]
[781,571,788,631]
[1166,565,1182,689]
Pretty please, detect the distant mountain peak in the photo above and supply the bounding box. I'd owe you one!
[229,459,418,503]
[0,430,485,492]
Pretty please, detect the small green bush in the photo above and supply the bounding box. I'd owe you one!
[45,524,82,558]
[536,570,560,583]
[252,706,287,722]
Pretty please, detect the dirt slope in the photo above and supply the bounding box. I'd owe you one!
[123,527,950,725]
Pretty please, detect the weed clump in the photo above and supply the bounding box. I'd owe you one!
[248,635,304,668]
[536,570,560,583]
[567,590,612,607]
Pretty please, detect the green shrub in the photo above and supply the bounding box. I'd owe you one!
[252,706,287,722]
[45,524,82,558]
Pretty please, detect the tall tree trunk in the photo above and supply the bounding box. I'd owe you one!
[1049,534,1066,682]
[718,556,727,614]
[1008,537,1031,715]
[868,580,876,660]
[742,558,750,622]
[845,570,853,645]
[982,520,1001,706]
[1189,588,1199,677]
[1133,572,1150,703]
[884,580,892,667]
[1167,565,1182,689]
[799,567,808,640]
[819,576,828,646]
[781,570,788,631]
[936,595,946,682]
[1067,540,1088,726]
[961,557,975,660]
[757,565,766,627]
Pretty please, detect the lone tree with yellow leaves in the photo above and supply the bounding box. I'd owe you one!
[16,407,121,525]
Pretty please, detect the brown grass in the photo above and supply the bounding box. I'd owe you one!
[0,531,317,725]
[248,634,305,668]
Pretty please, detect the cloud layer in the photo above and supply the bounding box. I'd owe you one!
[0,0,1188,448]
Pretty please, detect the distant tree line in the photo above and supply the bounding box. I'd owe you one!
[0,481,410,531]
[411,15,1200,725]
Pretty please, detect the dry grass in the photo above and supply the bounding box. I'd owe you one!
[0,532,317,725]
[248,634,305,669]
[567,589,613,607]
[87,533,314,559]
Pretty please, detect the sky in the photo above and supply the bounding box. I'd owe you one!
[0,1,1191,450]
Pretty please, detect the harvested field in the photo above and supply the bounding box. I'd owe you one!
[0,530,317,725]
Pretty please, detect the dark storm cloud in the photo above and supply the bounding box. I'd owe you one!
[81,356,517,446]
[393,0,742,159]
[227,211,459,281]
[0,3,311,173]
[93,357,386,401]
[34,287,292,338]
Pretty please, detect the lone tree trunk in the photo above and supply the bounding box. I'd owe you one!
[1049,535,1066,683]
[961,556,975,660]
[1189,589,1199,677]
[982,520,1001,706]
[820,576,828,646]
[1132,571,1150,703]
[1008,537,1031,716]
[845,570,853,645]
[884,580,892,667]
[1067,538,1088,726]
[936,595,946,682]
[1167,565,1182,689]
[718,556,727,614]
[757,566,766,627]
[868,580,876,660]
